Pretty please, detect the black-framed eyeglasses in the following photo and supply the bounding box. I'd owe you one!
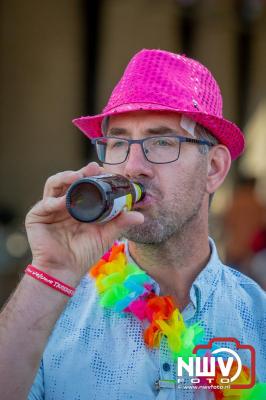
[91,135,214,165]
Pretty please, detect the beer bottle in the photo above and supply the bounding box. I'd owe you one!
[66,174,145,223]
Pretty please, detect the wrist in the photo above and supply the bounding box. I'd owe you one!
[25,265,79,297]
[30,259,83,288]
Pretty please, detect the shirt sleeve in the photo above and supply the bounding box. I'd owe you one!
[27,360,44,400]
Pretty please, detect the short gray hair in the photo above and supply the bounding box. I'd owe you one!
[101,116,110,135]
[194,123,219,154]
[194,123,219,207]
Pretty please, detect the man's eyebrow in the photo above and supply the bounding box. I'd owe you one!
[147,126,178,135]
[107,127,128,137]
[107,126,179,136]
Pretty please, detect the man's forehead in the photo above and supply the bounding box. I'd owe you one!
[107,110,182,130]
[104,111,197,138]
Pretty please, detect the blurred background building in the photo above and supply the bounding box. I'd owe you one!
[1,0,266,306]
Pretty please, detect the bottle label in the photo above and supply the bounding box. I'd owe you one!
[100,194,133,223]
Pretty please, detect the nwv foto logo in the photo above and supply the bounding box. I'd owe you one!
[176,337,256,389]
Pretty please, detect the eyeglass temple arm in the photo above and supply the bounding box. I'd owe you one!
[182,137,214,146]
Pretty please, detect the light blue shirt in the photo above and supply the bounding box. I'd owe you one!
[28,238,266,400]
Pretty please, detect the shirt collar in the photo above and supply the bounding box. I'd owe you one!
[124,237,223,314]
[189,237,223,312]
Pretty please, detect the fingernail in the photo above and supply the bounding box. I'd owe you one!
[89,161,99,167]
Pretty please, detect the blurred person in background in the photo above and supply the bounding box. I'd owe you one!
[223,176,266,277]
[248,228,266,290]
[0,49,265,400]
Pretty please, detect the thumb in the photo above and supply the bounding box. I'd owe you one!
[115,210,144,228]
[101,210,144,243]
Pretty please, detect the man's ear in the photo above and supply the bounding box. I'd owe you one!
[206,145,231,194]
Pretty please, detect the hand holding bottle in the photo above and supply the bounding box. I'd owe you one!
[25,162,144,285]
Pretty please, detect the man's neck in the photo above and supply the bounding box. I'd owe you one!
[128,231,211,311]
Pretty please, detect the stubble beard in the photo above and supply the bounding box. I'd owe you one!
[121,189,205,245]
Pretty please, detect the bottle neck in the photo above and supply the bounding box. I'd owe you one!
[132,182,145,203]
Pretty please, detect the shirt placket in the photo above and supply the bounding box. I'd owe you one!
[154,337,177,400]
[154,300,199,400]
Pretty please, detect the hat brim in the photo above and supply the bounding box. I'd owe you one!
[72,103,245,160]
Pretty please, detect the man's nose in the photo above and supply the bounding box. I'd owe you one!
[123,142,154,179]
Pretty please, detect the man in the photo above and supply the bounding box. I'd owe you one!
[0,49,265,400]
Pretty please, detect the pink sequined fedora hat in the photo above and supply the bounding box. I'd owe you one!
[73,49,245,160]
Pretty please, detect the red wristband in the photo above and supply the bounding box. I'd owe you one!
[25,265,75,297]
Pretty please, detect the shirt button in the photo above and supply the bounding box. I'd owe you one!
[163,362,171,372]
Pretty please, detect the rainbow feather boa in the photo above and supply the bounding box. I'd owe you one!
[90,242,266,399]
